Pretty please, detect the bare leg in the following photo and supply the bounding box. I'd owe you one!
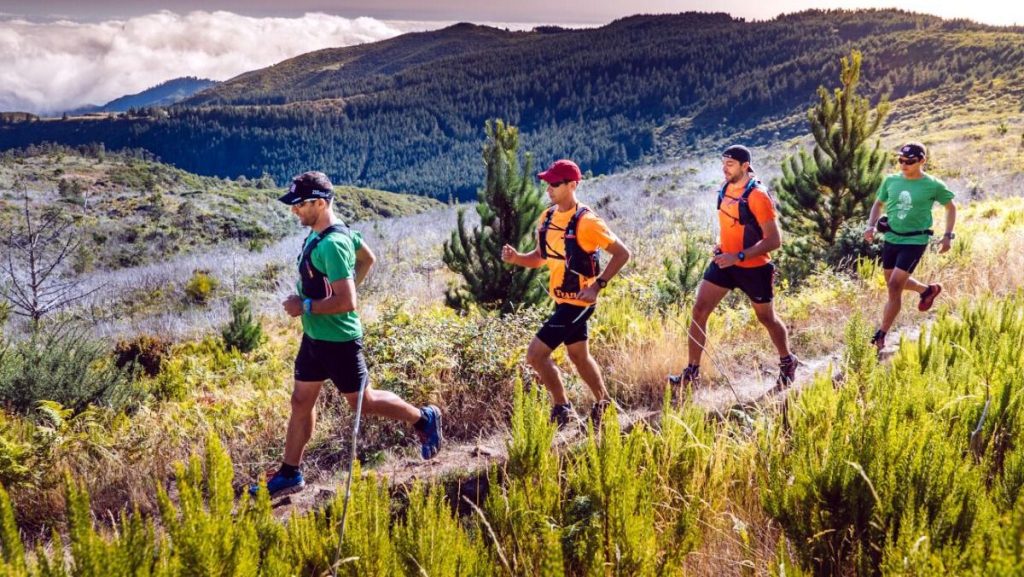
[526,337,568,405]
[342,387,421,424]
[565,339,609,402]
[687,280,730,365]
[880,268,913,333]
[885,268,927,295]
[751,301,791,358]
[283,380,324,466]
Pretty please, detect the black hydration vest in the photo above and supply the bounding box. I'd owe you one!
[538,205,601,296]
[297,224,351,300]
[717,178,773,250]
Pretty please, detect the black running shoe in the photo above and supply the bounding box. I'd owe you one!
[550,403,575,430]
[589,399,612,430]
[776,355,798,390]
[668,364,701,387]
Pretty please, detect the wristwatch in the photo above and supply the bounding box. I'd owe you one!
[302,298,313,314]
[943,232,956,240]
[737,251,746,262]
[596,278,609,289]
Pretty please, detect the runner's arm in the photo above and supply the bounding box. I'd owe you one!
[942,200,957,237]
[354,244,375,286]
[866,199,884,228]
[309,277,357,314]
[739,218,781,260]
[597,239,630,284]
[502,245,546,268]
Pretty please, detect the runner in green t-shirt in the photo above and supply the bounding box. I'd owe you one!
[864,142,957,353]
[251,171,442,499]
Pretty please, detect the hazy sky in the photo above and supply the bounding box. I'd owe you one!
[1,1,1021,114]
[5,0,1023,25]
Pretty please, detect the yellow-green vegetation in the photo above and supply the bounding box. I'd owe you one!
[0,145,441,270]
[0,192,1022,573]
[1,290,1023,575]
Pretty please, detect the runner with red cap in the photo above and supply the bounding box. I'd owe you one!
[501,159,631,429]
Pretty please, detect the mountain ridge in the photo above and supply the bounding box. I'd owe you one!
[2,9,1023,200]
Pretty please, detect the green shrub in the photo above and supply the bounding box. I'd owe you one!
[184,269,218,305]
[655,232,712,309]
[0,326,136,415]
[760,295,1024,575]
[773,235,826,287]
[221,297,264,353]
[825,217,882,269]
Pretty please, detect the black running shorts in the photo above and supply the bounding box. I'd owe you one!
[536,303,595,350]
[293,335,368,394]
[702,261,776,304]
[881,242,928,274]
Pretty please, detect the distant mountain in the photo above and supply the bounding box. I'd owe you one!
[66,77,219,115]
[2,10,1023,200]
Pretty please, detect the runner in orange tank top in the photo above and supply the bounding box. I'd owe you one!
[669,145,798,394]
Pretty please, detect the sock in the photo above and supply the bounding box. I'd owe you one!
[413,409,428,432]
[279,463,300,478]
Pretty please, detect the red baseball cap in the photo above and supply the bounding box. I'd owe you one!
[537,159,582,184]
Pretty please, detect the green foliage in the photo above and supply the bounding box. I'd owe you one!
[157,436,261,576]
[220,297,264,353]
[824,217,883,269]
[443,120,548,313]
[113,334,171,377]
[0,326,135,415]
[484,384,564,576]
[395,483,492,576]
[0,484,26,573]
[775,50,890,276]
[760,294,1024,575]
[365,303,543,440]
[655,232,712,308]
[184,269,218,305]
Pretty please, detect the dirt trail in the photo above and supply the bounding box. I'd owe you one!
[265,347,853,518]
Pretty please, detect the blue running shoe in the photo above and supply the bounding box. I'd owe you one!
[250,469,305,498]
[416,405,442,460]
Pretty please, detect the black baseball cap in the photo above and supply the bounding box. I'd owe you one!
[722,145,752,167]
[898,142,927,160]
[277,180,334,205]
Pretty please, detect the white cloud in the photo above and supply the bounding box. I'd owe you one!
[0,11,428,114]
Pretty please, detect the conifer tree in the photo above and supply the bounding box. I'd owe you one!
[221,296,263,353]
[443,120,547,313]
[775,50,891,253]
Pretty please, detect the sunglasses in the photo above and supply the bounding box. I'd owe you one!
[545,179,572,188]
[898,157,922,165]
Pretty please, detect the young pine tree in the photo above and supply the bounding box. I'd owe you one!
[221,296,263,353]
[443,120,548,313]
[775,50,891,256]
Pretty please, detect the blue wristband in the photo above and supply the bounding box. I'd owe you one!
[303,298,312,314]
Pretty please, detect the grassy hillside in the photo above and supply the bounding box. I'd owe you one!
[1,37,1024,572]
[2,10,1023,200]
[0,145,441,271]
